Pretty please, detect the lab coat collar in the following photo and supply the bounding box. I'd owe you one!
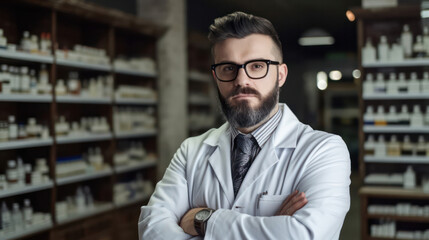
[203,103,299,149]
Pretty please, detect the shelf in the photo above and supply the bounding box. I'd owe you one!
[0,182,54,198]
[0,138,53,151]
[367,214,429,223]
[56,133,112,144]
[359,186,429,199]
[56,95,112,104]
[365,156,429,164]
[56,58,112,72]
[0,49,54,63]
[114,193,150,208]
[362,58,429,68]
[114,129,157,139]
[189,98,212,105]
[114,97,157,105]
[56,167,113,186]
[114,160,157,174]
[3,220,53,240]
[56,203,114,225]
[113,68,157,77]
[0,94,52,103]
[189,71,211,82]
[351,5,420,20]
[363,92,429,100]
[363,126,429,133]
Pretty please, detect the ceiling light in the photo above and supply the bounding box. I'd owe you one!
[346,10,355,22]
[299,28,335,46]
[352,69,361,79]
[329,70,342,81]
[317,71,328,90]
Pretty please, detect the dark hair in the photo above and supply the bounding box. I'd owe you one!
[208,11,283,61]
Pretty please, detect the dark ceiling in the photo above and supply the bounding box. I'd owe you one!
[187,0,361,59]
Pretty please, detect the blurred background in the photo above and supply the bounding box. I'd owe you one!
[0,0,428,239]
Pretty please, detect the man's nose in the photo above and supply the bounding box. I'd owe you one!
[234,67,252,87]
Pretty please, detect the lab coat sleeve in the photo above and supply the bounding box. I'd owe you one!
[204,135,351,240]
[138,140,196,240]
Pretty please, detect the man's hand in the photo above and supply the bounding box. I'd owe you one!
[179,207,206,236]
[275,190,308,216]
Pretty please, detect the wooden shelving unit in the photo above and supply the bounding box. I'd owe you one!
[0,1,166,239]
[353,5,429,239]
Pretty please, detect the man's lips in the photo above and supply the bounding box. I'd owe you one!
[231,94,256,99]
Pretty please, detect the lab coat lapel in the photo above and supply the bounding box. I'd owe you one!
[206,124,235,206]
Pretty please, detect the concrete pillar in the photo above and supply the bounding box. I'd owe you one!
[137,0,188,179]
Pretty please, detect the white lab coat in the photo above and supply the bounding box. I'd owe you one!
[139,103,351,240]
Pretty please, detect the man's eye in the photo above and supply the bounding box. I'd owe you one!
[222,66,235,72]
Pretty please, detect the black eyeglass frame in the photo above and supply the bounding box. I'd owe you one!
[211,59,280,82]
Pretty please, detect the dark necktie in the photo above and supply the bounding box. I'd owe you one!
[232,134,255,197]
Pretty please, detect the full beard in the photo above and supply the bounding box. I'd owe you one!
[218,80,279,129]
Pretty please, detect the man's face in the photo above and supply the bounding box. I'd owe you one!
[212,34,288,128]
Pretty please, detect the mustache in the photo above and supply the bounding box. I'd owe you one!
[228,87,261,98]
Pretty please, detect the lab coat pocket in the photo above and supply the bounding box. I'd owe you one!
[258,194,287,216]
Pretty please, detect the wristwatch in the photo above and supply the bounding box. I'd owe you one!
[194,208,215,236]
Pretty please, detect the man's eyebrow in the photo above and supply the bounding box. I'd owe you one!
[215,58,270,65]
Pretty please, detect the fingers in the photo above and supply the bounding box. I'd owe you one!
[276,191,308,216]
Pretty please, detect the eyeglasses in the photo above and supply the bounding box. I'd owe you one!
[211,59,280,82]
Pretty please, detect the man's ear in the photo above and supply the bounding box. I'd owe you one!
[278,63,288,87]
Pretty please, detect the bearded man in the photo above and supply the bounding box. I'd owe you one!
[139,11,350,240]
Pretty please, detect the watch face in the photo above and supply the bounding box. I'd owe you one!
[196,209,211,221]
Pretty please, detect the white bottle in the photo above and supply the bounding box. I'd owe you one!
[1,64,11,94]
[408,72,420,93]
[0,29,7,49]
[23,199,33,228]
[1,202,12,233]
[17,157,25,186]
[29,69,38,95]
[410,105,424,126]
[38,64,50,95]
[75,187,86,212]
[403,166,416,189]
[425,106,429,126]
[413,35,426,58]
[398,105,410,125]
[12,203,23,231]
[375,135,386,157]
[386,72,398,94]
[6,160,18,187]
[378,35,389,62]
[20,66,30,93]
[55,79,67,96]
[390,41,404,62]
[375,105,387,126]
[424,27,429,56]
[363,73,375,95]
[386,105,399,125]
[416,136,426,156]
[374,73,386,93]
[422,72,429,93]
[401,24,413,58]
[397,72,408,93]
[84,186,94,209]
[362,38,377,64]
[21,31,31,52]
[8,115,18,140]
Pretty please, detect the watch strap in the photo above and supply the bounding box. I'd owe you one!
[194,208,214,236]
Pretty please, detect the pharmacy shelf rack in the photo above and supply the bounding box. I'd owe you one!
[56,133,113,145]
[56,203,114,226]
[364,156,429,164]
[56,167,113,186]
[56,59,112,72]
[0,49,54,64]
[113,68,157,78]
[0,138,53,151]
[362,58,429,68]
[367,214,429,223]
[0,181,54,198]
[3,220,53,240]
[363,93,429,100]
[0,94,52,103]
[114,160,157,174]
[360,186,429,199]
[114,129,157,139]
[363,126,429,133]
[114,193,150,209]
[114,97,157,105]
[56,96,112,104]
